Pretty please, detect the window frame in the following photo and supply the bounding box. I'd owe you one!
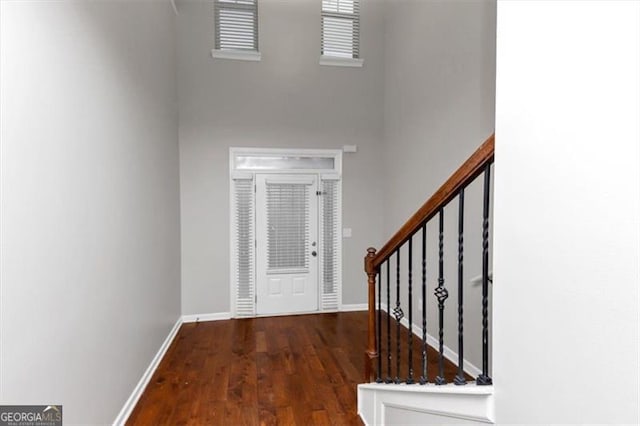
[320,0,364,67]
[212,0,261,62]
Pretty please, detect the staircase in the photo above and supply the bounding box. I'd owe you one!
[358,135,495,425]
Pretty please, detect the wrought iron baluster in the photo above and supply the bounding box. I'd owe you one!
[407,237,414,384]
[454,190,467,385]
[434,209,448,385]
[386,259,392,383]
[477,164,493,385]
[376,268,382,383]
[420,223,428,385]
[394,250,403,383]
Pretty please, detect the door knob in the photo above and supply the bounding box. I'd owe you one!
[311,251,317,257]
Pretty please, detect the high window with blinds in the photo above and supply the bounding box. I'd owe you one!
[321,0,361,62]
[213,0,259,60]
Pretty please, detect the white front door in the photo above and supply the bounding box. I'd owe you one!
[255,174,319,315]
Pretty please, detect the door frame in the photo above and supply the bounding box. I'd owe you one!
[255,173,319,315]
[229,147,343,318]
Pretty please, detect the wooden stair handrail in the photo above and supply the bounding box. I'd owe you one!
[363,133,495,382]
[369,133,495,272]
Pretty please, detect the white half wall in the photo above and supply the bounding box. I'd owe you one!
[0,1,181,423]
[358,383,494,425]
[494,0,640,423]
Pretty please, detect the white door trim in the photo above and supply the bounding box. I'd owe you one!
[229,148,343,318]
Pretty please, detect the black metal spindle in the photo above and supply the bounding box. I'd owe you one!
[477,165,493,385]
[376,268,382,383]
[420,223,428,385]
[406,237,414,384]
[434,209,448,385]
[394,250,403,384]
[454,190,467,385]
[386,260,392,383]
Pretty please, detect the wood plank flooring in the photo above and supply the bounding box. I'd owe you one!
[127,312,464,425]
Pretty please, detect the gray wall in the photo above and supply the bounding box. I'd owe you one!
[381,0,496,372]
[178,0,386,315]
[178,0,496,373]
[0,1,181,423]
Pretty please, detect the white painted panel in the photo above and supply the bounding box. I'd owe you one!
[268,278,282,296]
[358,384,494,425]
[384,405,484,425]
[292,277,305,295]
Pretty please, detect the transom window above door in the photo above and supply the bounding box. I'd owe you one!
[235,155,335,171]
[231,149,341,173]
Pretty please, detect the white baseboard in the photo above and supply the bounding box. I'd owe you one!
[380,304,481,378]
[114,311,233,425]
[182,312,232,323]
[340,303,369,312]
[113,316,183,426]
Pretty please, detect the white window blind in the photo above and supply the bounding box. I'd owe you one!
[266,183,310,272]
[320,178,340,310]
[321,0,360,59]
[232,176,255,317]
[215,0,259,51]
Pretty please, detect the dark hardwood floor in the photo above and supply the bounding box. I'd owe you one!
[127,311,464,426]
